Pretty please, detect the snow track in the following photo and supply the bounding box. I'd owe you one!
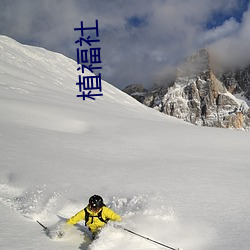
[0,181,209,250]
[0,181,65,221]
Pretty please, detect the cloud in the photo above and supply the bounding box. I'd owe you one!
[200,18,240,45]
[0,0,249,89]
[209,3,250,69]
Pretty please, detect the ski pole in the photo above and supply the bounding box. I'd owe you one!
[37,220,48,231]
[122,227,180,250]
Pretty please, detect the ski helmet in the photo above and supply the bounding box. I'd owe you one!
[89,195,104,210]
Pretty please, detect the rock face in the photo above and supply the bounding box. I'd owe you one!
[218,66,250,100]
[123,49,250,130]
[123,84,147,103]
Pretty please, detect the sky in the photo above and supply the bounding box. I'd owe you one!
[0,0,249,89]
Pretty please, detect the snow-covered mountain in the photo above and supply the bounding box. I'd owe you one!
[124,49,250,130]
[217,65,250,100]
[1,36,250,250]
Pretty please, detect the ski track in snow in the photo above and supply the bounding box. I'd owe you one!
[0,180,211,250]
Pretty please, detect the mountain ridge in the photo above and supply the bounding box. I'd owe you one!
[123,49,250,130]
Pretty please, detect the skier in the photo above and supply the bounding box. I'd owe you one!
[66,194,122,239]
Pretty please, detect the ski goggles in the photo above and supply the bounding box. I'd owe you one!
[89,204,101,212]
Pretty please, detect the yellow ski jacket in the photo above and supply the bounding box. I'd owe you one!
[67,206,121,233]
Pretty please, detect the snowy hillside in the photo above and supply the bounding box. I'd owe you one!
[0,36,250,250]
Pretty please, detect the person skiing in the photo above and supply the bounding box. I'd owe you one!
[66,194,121,239]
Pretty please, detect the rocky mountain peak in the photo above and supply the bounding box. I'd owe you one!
[123,49,250,130]
[177,48,210,78]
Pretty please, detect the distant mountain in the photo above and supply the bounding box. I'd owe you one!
[217,66,250,100]
[123,49,250,130]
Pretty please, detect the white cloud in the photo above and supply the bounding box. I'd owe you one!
[201,17,240,45]
[0,0,249,88]
[209,5,250,68]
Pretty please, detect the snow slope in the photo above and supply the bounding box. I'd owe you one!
[0,35,250,250]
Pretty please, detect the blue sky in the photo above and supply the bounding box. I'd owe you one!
[0,0,249,89]
[206,0,249,28]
